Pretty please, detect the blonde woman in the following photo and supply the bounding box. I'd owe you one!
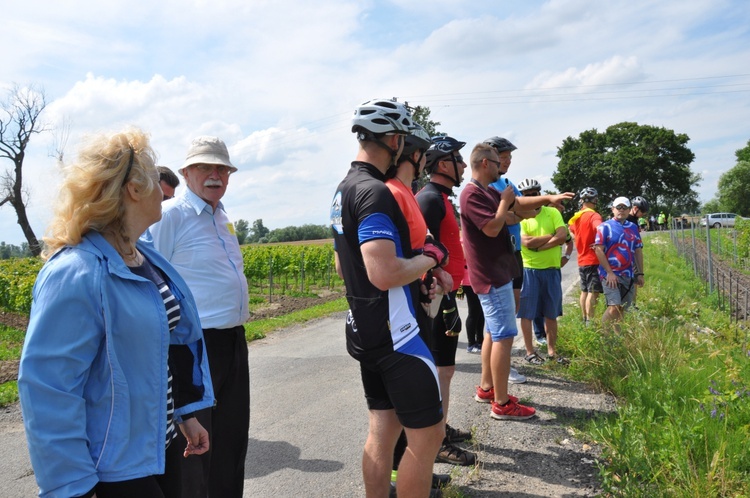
[19,128,214,498]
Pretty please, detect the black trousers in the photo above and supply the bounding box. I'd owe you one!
[174,325,250,498]
[95,437,183,498]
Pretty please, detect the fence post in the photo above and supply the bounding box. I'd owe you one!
[706,224,714,293]
[268,254,273,303]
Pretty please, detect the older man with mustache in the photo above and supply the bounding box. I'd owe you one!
[148,136,250,498]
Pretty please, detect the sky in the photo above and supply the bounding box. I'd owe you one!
[2,0,749,246]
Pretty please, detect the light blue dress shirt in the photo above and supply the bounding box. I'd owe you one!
[148,188,250,329]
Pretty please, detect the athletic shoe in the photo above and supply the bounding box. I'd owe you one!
[508,367,527,384]
[469,345,482,354]
[435,440,477,466]
[445,423,471,443]
[474,386,518,404]
[490,399,536,420]
[535,336,547,346]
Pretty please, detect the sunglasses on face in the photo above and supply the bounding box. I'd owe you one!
[523,190,541,196]
[614,205,629,210]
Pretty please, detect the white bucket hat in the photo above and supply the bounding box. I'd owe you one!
[179,136,237,174]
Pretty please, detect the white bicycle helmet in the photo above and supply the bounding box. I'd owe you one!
[517,178,541,192]
[352,98,413,135]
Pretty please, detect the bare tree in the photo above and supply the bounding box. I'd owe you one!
[0,84,48,256]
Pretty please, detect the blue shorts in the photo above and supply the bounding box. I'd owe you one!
[477,282,518,342]
[517,268,563,320]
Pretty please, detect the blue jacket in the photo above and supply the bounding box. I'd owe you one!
[18,232,214,498]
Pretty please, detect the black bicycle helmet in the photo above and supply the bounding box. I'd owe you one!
[517,178,541,192]
[631,196,650,213]
[579,187,598,202]
[351,98,413,136]
[424,136,466,173]
[483,136,517,153]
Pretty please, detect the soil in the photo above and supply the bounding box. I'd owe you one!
[247,291,344,321]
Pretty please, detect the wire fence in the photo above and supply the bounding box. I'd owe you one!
[669,222,750,324]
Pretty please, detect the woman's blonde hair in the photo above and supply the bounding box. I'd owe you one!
[43,127,159,259]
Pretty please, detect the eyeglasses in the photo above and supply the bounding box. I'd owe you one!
[486,158,502,166]
[193,164,232,176]
[614,205,629,210]
[440,155,465,164]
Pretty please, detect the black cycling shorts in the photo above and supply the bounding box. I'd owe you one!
[359,346,443,429]
[512,251,524,290]
[431,290,460,367]
[579,265,603,293]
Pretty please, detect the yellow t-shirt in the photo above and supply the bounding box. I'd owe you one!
[520,206,566,269]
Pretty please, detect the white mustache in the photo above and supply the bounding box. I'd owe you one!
[203,179,223,187]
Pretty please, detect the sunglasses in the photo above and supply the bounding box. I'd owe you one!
[614,205,629,210]
[523,190,541,196]
[441,155,465,164]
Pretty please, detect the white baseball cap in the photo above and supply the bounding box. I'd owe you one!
[612,196,631,208]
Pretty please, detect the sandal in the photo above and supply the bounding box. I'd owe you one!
[548,355,570,365]
[524,352,545,365]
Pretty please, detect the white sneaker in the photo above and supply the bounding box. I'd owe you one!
[508,367,527,384]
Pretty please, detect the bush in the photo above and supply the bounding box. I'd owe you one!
[0,257,43,314]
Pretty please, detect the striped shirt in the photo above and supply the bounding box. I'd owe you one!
[130,257,182,447]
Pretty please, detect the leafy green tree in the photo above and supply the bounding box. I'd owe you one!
[248,218,269,243]
[735,139,750,163]
[234,219,249,244]
[409,105,442,137]
[701,198,721,214]
[717,161,750,216]
[552,122,699,217]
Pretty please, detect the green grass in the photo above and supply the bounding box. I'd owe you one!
[243,297,349,342]
[0,324,25,361]
[558,234,750,497]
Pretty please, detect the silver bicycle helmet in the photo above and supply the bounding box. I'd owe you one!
[579,187,598,202]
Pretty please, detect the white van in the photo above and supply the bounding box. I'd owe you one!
[700,212,740,228]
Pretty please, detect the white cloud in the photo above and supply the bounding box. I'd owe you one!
[527,56,646,90]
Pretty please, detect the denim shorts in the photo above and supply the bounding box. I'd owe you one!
[477,282,518,342]
[518,268,563,320]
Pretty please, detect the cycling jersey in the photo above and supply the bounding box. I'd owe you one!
[416,182,465,290]
[594,219,643,279]
[331,162,424,360]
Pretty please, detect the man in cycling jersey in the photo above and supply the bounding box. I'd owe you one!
[416,136,476,467]
[330,98,448,498]
[594,196,644,331]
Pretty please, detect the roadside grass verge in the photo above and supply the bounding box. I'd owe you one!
[0,324,25,361]
[558,233,750,497]
[243,297,348,342]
